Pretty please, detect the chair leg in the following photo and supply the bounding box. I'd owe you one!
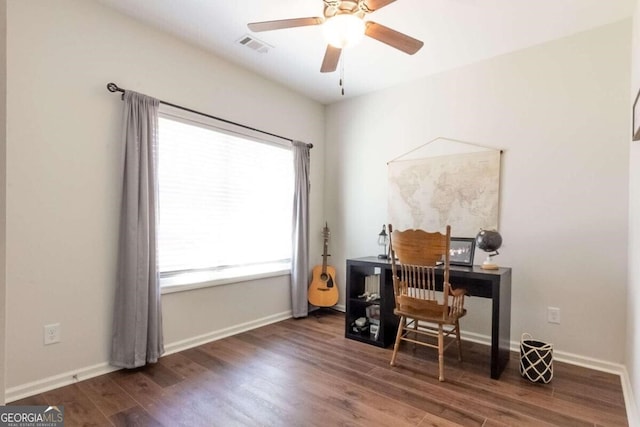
[413,318,418,351]
[390,316,405,367]
[455,320,463,362]
[438,324,445,381]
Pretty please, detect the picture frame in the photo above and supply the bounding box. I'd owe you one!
[449,237,476,267]
[633,88,640,141]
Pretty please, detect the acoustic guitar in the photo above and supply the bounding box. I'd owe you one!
[308,223,339,307]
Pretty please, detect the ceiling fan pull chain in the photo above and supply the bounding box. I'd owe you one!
[340,54,345,96]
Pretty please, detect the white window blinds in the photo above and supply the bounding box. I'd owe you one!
[157,108,293,276]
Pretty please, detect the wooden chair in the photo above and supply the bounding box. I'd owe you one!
[388,224,467,381]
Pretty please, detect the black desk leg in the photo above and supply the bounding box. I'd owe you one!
[491,270,512,379]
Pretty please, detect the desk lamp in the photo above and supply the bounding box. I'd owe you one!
[476,229,502,270]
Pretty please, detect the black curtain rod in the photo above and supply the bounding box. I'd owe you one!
[106,83,312,149]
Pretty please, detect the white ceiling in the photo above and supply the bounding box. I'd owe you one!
[97,0,635,105]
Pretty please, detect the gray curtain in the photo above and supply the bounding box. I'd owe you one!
[291,141,310,318]
[110,91,164,368]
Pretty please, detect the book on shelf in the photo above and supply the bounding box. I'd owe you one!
[364,274,381,295]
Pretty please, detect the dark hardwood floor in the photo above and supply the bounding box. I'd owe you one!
[11,311,627,426]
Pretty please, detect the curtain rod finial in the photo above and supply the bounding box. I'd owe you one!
[107,82,121,93]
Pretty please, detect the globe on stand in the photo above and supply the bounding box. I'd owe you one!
[475,229,502,270]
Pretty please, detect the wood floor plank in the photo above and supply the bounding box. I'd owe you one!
[457,370,627,426]
[233,326,487,425]
[8,394,49,406]
[200,336,430,427]
[110,406,163,427]
[111,368,249,426]
[156,352,210,380]
[136,361,184,388]
[179,346,308,426]
[108,371,173,422]
[40,383,113,427]
[186,334,425,426]
[8,311,627,426]
[77,375,138,418]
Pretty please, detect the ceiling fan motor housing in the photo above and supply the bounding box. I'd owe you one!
[323,0,368,19]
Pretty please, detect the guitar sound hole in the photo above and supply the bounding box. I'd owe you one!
[320,273,329,281]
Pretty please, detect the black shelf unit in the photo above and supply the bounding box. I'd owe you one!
[345,257,398,348]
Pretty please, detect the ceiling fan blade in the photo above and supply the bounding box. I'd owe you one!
[320,45,342,73]
[248,17,323,32]
[365,21,423,55]
[364,0,396,12]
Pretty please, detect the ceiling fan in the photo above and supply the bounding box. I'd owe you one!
[248,0,424,73]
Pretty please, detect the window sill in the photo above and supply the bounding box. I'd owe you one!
[160,263,291,295]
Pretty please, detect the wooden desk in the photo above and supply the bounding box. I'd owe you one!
[345,257,512,380]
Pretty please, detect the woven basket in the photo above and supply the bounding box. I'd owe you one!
[519,333,553,384]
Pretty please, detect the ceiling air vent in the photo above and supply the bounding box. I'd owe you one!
[237,34,272,54]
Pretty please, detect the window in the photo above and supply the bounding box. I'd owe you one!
[157,106,293,289]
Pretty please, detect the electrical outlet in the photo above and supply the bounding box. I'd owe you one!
[44,323,61,345]
[547,307,560,324]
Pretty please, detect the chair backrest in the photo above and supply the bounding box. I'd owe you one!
[389,225,452,318]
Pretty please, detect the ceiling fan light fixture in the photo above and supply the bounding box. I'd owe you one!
[322,14,365,48]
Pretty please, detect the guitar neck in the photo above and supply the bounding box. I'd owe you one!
[321,224,330,273]
[322,237,329,273]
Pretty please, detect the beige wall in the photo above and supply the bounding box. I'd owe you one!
[627,0,640,423]
[326,21,630,365]
[4,0,325,399]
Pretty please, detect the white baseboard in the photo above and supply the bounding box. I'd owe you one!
[5,310,292,404]
[5,362,121,403]
[620,366,639,427]
[333,304,346,312]
[308,304,345,313]
[462,331,626,374]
